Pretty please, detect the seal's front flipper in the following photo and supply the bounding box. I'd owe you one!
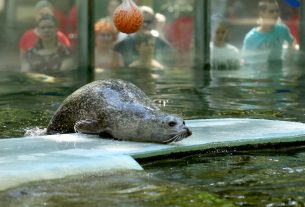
[74,119,101,134]
[74,119,113,138]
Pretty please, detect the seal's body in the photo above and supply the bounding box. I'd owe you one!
[47,79,191,143]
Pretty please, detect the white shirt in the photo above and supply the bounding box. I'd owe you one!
[210,42,240,70]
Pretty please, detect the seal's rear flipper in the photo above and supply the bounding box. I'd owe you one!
[74,119,101,134]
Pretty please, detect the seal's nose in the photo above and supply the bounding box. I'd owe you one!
[185,127,192,136]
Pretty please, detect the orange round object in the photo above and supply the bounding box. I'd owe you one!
[113,0,143,34]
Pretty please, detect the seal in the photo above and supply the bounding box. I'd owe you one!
[47,79,192,143]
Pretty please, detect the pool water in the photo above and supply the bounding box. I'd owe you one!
[1,64,305,206]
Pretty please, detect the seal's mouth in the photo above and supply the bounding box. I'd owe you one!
[163,128,192,144]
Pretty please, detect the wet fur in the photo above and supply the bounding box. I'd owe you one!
[47,79,191,143]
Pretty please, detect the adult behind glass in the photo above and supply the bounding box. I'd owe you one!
[21,15,75,73]
[19,0,71,59]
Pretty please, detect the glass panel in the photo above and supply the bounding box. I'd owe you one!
[210,0,301,69]
[0,0,79,75]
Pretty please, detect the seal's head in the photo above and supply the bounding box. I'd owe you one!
[155,114,192,144]
[74,111,192,144]
[109,112,192,144]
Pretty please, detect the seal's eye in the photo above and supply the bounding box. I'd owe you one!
[168,121,177,127]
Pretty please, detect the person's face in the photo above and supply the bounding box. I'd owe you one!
[214,24,227,45]
[137,38,155,56]
[140,12,155,32]
[260,3,279,25]
[35,7,54,22]
[37,19,56,40]
[96,31,114,48]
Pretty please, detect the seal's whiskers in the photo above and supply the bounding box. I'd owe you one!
[163,131,188,143]
[162,136,177,144]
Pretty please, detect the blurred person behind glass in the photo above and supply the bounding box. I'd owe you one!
[19,0,70,59]
[129,32,163,69]
[95,19,124,69]
[241,0,295,64]
[210,21,240,70]
[21,15,75,73]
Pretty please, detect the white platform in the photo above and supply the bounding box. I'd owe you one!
[1,118,305,191]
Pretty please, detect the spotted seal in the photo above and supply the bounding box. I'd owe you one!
[47,79,192,143]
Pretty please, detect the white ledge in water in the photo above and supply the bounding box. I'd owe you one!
[1,118,305,191]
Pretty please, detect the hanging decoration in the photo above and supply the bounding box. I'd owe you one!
[113,0,143,34]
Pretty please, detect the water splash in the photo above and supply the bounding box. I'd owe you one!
[24,127,47,137]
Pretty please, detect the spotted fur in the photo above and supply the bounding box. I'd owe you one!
[47,79,192,143]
